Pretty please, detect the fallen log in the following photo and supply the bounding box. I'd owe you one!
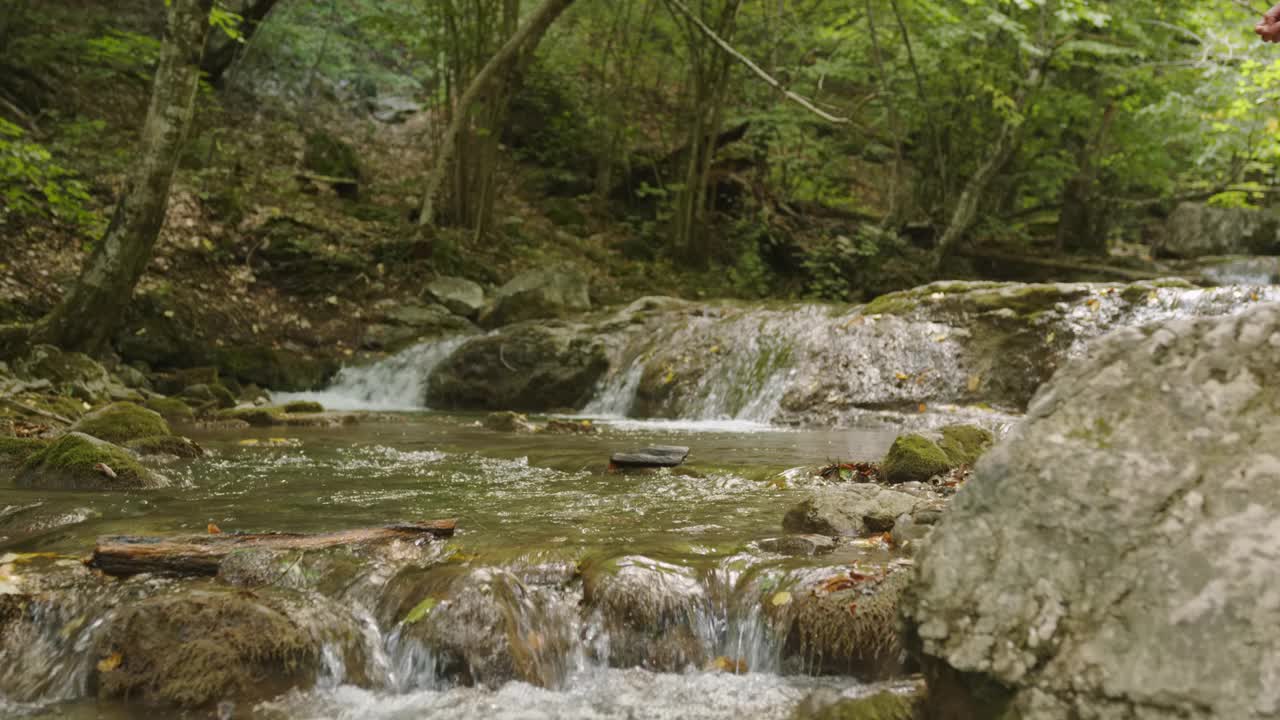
[88,519,456,577]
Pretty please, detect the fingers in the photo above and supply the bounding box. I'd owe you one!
[1267,3,1280,23]
[1260,21,1280,42]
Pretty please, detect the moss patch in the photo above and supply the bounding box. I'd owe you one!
[881,434,952,484]
[0,436,47,469]
[937,424,995,466]
[780,570,911,678]
[72,402,171,444]
[282,400,324,414]
[17,432,163,490]
[95,589,320,708]
[144,397,196,423]
[216,407,286,427]
[796,691,917,720]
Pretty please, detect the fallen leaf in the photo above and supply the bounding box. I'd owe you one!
[770,591,792,606]
[403,597,439,625]
[97,652,122,673]
[894,372,909,382]
[208,523,222,534]
[917,403,928,413]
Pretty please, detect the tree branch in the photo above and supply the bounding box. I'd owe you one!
[660,0,849,124]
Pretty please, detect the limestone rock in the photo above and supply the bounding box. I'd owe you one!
[904,302,1280,720]
[424,276,486,319]
[1156,202,1280,259]
[783,485,936,537]
[757,534,837,556]
[610,445,689,468]
[13,345,130,404]
[483,411,536,433]
[480,267,591,328]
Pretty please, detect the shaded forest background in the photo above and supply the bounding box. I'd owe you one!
[1,0,1278,377]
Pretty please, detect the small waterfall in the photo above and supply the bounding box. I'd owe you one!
[581,361,644,416]
[273,336,468,411]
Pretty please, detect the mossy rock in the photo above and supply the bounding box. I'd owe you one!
[153,366,221,395]
[579,554,708,671]
[16,432,166,490]
[126,435,205,459]
[881,434,951,484]
[0,436,46,470]
[792,690,917,720]
[483,410,535,432]
[180,383,237,409]
[143,397,196,423]
[937,424,994,466]
[72,402,171,444]
[212,345,335,392]
[282,400,324,414]
[94,589,322,708]
[778,569,911,678]
[216,407,286,427]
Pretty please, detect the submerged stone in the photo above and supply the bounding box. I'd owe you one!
[610,445,690,468]
[16,432,166,490]
[282,400,325,414]
[580,554,709,671]
[758,534,837,556]
[483,411,536,433]
[71,402,171,445]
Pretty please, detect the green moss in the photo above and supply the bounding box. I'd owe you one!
[72,402,171,444]
[32,395,87,421]
[282,400,324,414]
[95,589,320,708]
[126,435,205,459]
[781,570,911,678]
[17,432,160,490]
[797,691,917,720]
[216,407,286,427]
[881,433,952,484]
[937,424,995,466]
[0,436,47,469]
[144,397,196,423]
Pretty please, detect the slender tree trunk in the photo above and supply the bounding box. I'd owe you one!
[34,0,213,355]
[931,61,1047,271]
[1056,102,1117,254]
[418,0,577,228]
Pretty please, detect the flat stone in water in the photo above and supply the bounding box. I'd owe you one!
[610,445,690,468]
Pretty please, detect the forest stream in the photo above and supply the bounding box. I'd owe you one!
[2,410,923,719]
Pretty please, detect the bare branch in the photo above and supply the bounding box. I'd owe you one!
[660,0,850,124]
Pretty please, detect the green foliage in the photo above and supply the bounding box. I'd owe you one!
[0,119,98,230]
[85,29,162,80]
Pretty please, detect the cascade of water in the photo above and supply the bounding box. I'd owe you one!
[581,361,645,417]
[272,336,469,411]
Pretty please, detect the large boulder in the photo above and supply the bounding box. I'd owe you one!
[426,324,608,412]
[1155,202,1280,259]
[72,402,171,444]
[904,302,1280,720]
[16,432,167,490]
[479,267,591,328]
[424,276,486,319]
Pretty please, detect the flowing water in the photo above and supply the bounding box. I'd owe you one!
[0,414,908,719]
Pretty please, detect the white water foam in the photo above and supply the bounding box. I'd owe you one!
[272,337,468,411]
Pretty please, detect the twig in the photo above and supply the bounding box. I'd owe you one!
[499,344,517,371]
[1,396,73,425]
[660,0,849,124]
[245,551,305,590]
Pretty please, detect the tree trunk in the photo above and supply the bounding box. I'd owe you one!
[931,62,1046,271]
[1056,103,1117,255]
[418,0,577,228]
[34,0,212,355]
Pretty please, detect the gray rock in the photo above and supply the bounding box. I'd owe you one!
[904,302,1280,720]
[13,345,130,404]
[480,267,591,328]
[426,324,608,412]
[757,534,836,556]
[782,485,933,537]
[610,445,689,468]
[1157,202,1280,258]
[424,276,486,319]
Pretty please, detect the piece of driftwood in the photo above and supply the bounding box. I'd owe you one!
[88,519,456,577]
[610,445,690,469]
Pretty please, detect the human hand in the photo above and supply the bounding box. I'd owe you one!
[1257,4,1280,43]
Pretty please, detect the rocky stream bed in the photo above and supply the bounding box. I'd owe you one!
[2,278,1278,719]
